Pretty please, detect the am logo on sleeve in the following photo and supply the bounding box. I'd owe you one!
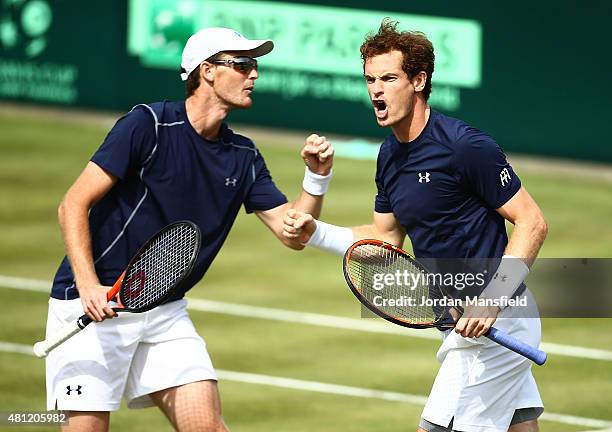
[500,168,511,186]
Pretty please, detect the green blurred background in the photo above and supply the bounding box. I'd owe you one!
[1,0,611,161]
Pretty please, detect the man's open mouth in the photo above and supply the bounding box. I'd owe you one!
[373,99,388,119]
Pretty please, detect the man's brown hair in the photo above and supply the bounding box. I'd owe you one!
[360,19,435,100]
[183,53,224,97]
[184,65,201,97]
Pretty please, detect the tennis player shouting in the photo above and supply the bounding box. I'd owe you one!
[43,27,333,431]
[284,20,547,432]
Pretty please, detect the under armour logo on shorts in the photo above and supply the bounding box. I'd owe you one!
[225,177,237,187]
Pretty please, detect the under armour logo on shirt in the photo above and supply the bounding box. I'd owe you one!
[418,172,431,183]
[500,168,511,186]
[225,177,237,187]
[66,385,82,395]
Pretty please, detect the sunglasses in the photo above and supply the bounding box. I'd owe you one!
[212,57,258,74]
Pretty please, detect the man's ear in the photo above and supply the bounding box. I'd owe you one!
[200,61,216,83]
[412,71,427,92]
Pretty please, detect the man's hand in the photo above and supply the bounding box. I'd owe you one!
[454,304,500,338]
[301,134,334,175]
[282,209,317,244]
[78,283,117,322]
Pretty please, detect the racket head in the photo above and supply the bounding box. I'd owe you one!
[343,239,450,329]
[117,221,201,312]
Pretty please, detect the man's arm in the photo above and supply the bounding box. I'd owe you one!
[352,212,406,247]
[292,133,334,219]
[281,210,406,253]
[455,186,548,338]
[496,186,548,267]
[255,134,334,250]
[59,161,118,322]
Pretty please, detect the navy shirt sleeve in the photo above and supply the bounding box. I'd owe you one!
[454,128,521,209]
[244,150,288,213]
[90,107,156,180]
[374,145,393,213]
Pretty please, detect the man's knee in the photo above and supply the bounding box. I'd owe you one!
[61,411,110,432]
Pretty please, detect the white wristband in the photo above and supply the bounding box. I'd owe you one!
[302,167,332,196]
[480,255,530,309]
[306,220,353,256]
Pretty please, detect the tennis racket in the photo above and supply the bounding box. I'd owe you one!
[33,221,201,358]
[343,239,547,365]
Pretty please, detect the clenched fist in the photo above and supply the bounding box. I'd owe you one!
[282,209,317,244]
[301,134,334,175]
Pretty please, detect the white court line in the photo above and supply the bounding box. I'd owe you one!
[1,341,611,430]
[2,274,612,362]
[188,297,439,339]
[186,298,612,362]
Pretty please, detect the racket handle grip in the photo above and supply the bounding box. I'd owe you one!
[486,327,547,365]
[33,314,93,358]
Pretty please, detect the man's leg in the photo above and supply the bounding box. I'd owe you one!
[416,416,452,432]
[507,406,543,431]
[61,412,109,432]
[509,420,538,431]
[150,380,229,432]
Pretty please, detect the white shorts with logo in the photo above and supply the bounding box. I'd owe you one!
[421,289,544,432]
[45,297,217,411]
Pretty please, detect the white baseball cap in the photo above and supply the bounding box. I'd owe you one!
[180,27,274,81]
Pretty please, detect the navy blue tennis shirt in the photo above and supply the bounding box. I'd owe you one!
[51,101,288,300]
[375,109,521,260]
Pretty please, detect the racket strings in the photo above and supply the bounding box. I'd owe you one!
[348,244,443,325]
[121,224,199,311]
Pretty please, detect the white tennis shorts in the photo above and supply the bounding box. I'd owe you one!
[421,289,543,432]
[45,297,217,411]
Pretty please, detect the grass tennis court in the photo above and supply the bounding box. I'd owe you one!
[0,105,611,431]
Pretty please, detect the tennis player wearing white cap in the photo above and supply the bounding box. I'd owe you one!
[43,27,335,431]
